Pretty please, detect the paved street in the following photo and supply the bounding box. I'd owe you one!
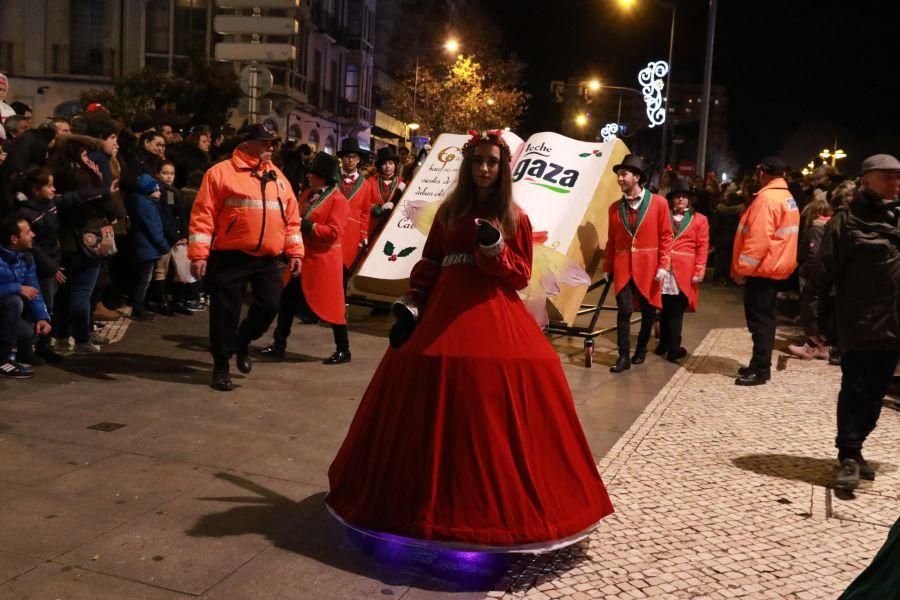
[0,285,895,599]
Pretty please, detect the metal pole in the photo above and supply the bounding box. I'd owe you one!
[659,2,676,169]
[412,55,419,123]
[616,93,623,125]
[249,61,260,125]
[696,0,717,175]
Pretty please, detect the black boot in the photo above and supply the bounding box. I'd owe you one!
[324,350,352,365]
[212,362,233,391]
[35,337,65,364]
[666,346,688,362]
[236,343,252,374]
[610,354,631,373]
[148,281,175,316]
[631,349,647,364]
[257,341,286,360]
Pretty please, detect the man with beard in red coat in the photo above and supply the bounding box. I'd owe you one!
[655,177,710,362]
[604,155,673,373]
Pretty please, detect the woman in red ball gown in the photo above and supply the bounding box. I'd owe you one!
[327,131,614,552]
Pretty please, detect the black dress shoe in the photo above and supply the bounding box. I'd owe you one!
[256,344,286,360]
[735,372,768,386]
[653,344,668,356]
[610,355,631,373]
[212,366,233,391]
[738,365,754,376]
[172,302,193,316]
[631,352,647,364]
[666,347,688,362]
[324,350,352,365]
[36,345,66,364]
[236,348,252,374]
[859,460,876,481]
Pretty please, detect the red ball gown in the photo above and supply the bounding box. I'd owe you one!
[326,206,614,551]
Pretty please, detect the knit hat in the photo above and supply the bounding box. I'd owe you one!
[136,173,160,195]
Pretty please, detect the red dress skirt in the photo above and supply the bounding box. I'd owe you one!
[326,209,613,551]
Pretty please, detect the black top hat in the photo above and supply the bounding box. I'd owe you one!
[666,176,694,201]
[236,123,278,144]
[757,156,787,175]
[308,152,340,185]
[337,137,369,158]
[612,154,650,177]
[375,147,399,168]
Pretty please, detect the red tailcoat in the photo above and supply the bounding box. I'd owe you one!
[604,190,673,309]
[366,176,405,239]
[670,210,710,312]
[340,173,374,269]
[300,186,349,325]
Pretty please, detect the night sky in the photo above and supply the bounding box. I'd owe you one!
[482,0,900,174]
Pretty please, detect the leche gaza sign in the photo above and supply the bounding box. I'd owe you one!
[351,131,630,325]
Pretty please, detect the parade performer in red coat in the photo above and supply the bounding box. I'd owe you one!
[655,177,709,362]
[257,152,353,364]
[327,130,614,552]
[337,138,374,272]
[604,155,673,373]
[366,147,406,240]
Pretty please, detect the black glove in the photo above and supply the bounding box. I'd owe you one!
[300,219,314,234]
[476,219,501,246]
[389,303,416,348]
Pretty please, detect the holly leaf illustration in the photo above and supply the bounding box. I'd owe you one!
[398,246,417,257]
[578,152,591,158]
[383,241,395,256]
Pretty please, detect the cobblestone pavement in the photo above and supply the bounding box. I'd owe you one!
[488,327,899,600]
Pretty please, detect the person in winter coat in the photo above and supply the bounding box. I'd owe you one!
[805,154,900,490]
[655,178,710,362]
[731,157,800,386]
[0,216,52,378]
[710,184,745,284]
[173,127,212,189]
[126,174,170,320]
[604,154,674,373]
[120,130,164,198]
[150,160,191,315]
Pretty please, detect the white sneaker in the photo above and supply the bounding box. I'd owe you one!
[73,342,101,354]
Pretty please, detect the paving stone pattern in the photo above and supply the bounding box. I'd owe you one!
[488,327,899,600]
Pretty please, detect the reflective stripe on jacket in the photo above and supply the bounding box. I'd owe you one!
[731,178,799,280]
[188,148,303,261]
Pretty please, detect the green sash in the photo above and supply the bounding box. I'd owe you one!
[377,177,399,204]
[304,186,336,219]
[343,173,366,200]
[671,209,693,239]
[619,188,652,237]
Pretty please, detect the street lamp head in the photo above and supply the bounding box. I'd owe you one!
[408,122,420,131]
[575,114,588,127]
[445,39,460,54]
[487,98,496,106]
[618,0,637,9]
[834,149,847,159]
[588,79,601,91]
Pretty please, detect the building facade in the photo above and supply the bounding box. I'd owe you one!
[0,0,377,153]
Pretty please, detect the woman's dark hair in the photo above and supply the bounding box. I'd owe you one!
[139,129,164,150]
[157,159,176,173]
[84,118,117,141]
[18,167,53,198]
[437,141,518,236]
[186,126,211,148]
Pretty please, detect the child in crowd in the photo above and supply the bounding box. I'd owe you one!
[126,174,169,321]
[150,160,192,315]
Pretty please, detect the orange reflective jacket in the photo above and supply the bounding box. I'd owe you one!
[188,148,303,261]
[731,178,799,280]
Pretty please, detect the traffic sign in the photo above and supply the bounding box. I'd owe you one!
[214,15,298,36]
[239,64,273,97]
[214,43,295,62]
[216,0,299,8]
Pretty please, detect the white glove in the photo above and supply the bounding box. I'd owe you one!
[383,202,395,211]
[655,268,668,281]
[691,275,702,284]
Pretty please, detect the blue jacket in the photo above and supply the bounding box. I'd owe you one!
[126,192,171,262]
[0,246,51,322]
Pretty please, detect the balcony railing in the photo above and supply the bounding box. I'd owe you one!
[269,64,308,98]
[321,89,338,114]
[339,100,370,124]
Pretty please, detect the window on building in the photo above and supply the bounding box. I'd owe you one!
[70,0,108,76]
[146,0,170,54]
[145,0,211,74]
[174,0,209,58]
[345,65,359,102]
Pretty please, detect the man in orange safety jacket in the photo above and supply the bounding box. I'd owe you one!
[188,123,303,391]
[731,156,799,386]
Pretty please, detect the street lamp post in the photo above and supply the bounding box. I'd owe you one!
[410,38,461,143]
[696,0,718,175]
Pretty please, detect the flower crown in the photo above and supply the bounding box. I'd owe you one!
[462,129,509,156]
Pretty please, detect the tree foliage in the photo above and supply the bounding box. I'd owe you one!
[81,60,241,129]
[390,54,528,137]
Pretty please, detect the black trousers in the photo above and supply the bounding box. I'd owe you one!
[743,276,777,377]
[273,276,349,352]
[615,279,657,356]
[658,292,688,353]
[836,349,900,459]
[206,250,282,365]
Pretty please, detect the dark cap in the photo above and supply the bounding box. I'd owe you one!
[308,152,340,185]
[666,176,694,202]
[237,123,278,144]
[757,156,787,175]
[612,154,651,178]
[860,154,900,174]
[375,146,399,168]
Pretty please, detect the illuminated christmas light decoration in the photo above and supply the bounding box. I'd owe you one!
[638,60,669,128]
[600,123,619,142]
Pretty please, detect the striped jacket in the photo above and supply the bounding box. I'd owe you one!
[188,148,303,261]
[731,178,799,280]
